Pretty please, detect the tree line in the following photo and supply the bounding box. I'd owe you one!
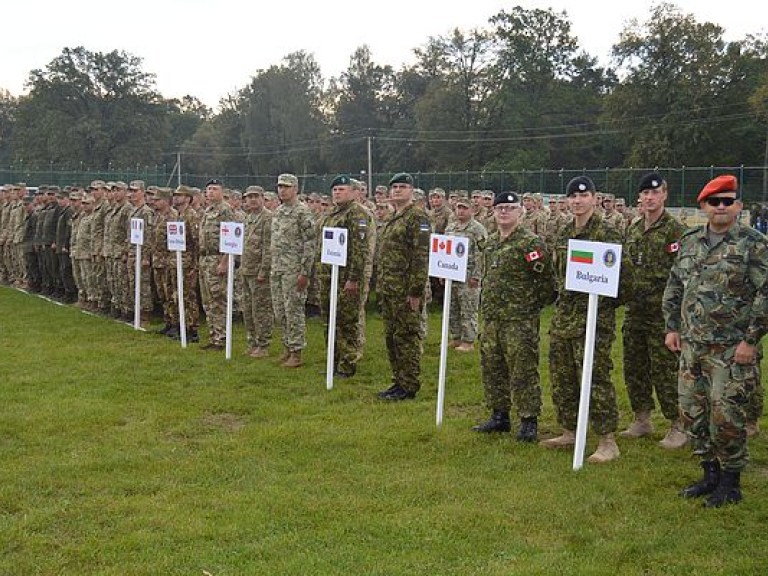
[1,2,767,180]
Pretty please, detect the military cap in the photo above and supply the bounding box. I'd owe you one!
[389,172,414,186]
[48,185,61,193]
[494,191,521,206]
[482,190,494,198]
[602,193,615,202]
[565,176,596,196]
[264,191,278,200]
[637,171,664,192]
[68,191,83,201]
[23,195,34,204]
[205,178,224,188]
[55,188,68,198]
[154,187,173,201]
[522,192,534,200]
[146,185,158,193]
[455,191,472,207]
[277,173,298,187]
[320,194,332,205]
[105,181,116,189]
[350,178,363,190]
[413,188,425,200]
[697,174,738,203]
[230,190,243,200]
[81,194,94,204]
[190,187,202,195]
[532,193,543,202]
[448,190,459,199]
[615,197,627,206]
[174,184,194,197]
[330,174,352,189]
[430,187,446,197]
[374,185,389,194]
[89,180,107,189]
[129,179,145,190]
[244,185,265,197]
[112,181,128,190]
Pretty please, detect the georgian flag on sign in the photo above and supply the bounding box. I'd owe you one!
[525,250,542,262]
[432,237,453,255]
[666,242,680,253]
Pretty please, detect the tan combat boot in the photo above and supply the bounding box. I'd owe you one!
[455,342,474,353]
[659,419,689,449]
[540,429,576,448]
[587,433,620,464]
[619,410,654,438]
[448,339,460,349]
[249,347,269,359]
[746,421,760,438]
[282,351,302,368]
[278,347,291,362]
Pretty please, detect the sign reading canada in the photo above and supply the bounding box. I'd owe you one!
[564,239,622,298]
[428,233,468,283]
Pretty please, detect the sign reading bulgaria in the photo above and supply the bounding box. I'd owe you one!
[565,239,622,298]
[428,233,468,283]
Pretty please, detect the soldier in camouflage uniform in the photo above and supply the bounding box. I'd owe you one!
[198,179,234,350]
[376,172,431,401]
[172,186,201,342]
[541,176,623,464]
[317,175,374,377]
[150,188,178,336]
[127,180,154,327]
[445,192,487,352]
[54,189,77,303]
[620,172,688,448]
[520,192,546,238]
[602,193,625,232]
[103,182,132,319]
[473,192,554,441]
[40,186,63,297]
[9,184,26,287]
[0,185,11,284]
[270,173,316,367]
[88,180,111,312]
[663,174,768,507]
[240,186,273,358]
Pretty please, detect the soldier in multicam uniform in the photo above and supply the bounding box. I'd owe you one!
[270,173,316,368]
[20,195,38,290]
[663,174,768,508]
[88,180,111,313]
[445,191,487,353]
[316,175,374,377]
[150,188,178,336]
[240,186,273,358]
[541,176,623,464]
[351,178,377,354]
[473,192,555,441]
[103,182,132,318]
[9,184,27,287]
[127,180,154,327]
[198,179,234,350]
[73,194,95,306]
[520,192,546,238]
[620,172,688,448]
[0,184,12,284]
[601,193,625,232]
[172,185,201,343]
[376,172,431,401]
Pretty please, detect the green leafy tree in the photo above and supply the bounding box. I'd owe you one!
[0,89,16,167]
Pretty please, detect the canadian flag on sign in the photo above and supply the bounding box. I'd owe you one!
[432,237,452,255]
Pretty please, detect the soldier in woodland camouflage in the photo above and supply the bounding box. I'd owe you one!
[240,186,273,358]
[473,192,554,441]
[541,176,623,464]
[376,173,431,401]
[663,174,768,507]
[445,192,486,352]
[317,175,373,377]
[270,173,316,367]
[620,172,687,448]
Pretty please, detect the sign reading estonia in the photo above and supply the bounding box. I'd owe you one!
[321,227,349,266]
[565,239,622,298]
[428,234,468,283]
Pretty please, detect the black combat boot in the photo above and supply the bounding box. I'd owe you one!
[155,323,172,335]
[680,460,720,498]
[188,328,200,343]
[472,410,511,433]
[166,324,180,339]
[516,417,538,442]
[704,470,742,508]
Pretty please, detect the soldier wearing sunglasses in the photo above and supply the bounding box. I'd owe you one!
[663,174,768,508]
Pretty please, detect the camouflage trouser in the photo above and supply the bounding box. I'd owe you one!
[58,253,76,299]
[307,260,321,309]
[90,256,110,309]
[0,243,8,282]
[106,257,124,311]
[73,258,90,302]
[199,256,227,345]
[320,279,363,373]
[549,330,618,435]
[622,309,679,420]
[449,282,480,343]
[746,343,764,424]
[270,272,307,352]
[242,275,273,349]
[480,316,541,418]
[380,294,423,393]
[679,341,755,471]
[174,257,200,329]
[153,266,175,324]
[127,253,153,313]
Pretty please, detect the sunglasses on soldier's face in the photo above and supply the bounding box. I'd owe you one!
[705,197,736,207]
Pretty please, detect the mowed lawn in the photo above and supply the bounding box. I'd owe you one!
[1,286,766,575]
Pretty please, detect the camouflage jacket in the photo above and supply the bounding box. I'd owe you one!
[177,206,200,264]
[75,211,93,258]
[10,200,25,244]
[55,205,72,250]
[480,226,555,321]
[429,205,452,235]
[22,211,37,253]
[198,201,233,257]
[621,210,686,311]
[241,208,272,277]
[150,208,178,268]
[128,204,155,259]
[445,217,487,282]
[69,211,83,259]
[270,200,315,276]
[90,199,108,257]
[104,201,132,259]
[376,202,431,299]
[317,200,372,286]
[41,203,61,245]
[662,223,768,345]
[550,212,622,338]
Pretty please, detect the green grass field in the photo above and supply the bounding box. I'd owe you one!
[1,287,766,575]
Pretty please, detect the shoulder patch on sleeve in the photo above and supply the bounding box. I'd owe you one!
[525,249,542,262]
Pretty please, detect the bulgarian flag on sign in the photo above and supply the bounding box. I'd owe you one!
[570,249,593,264]
[432,237,452,255]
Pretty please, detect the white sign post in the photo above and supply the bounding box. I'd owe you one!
[167,221,187,348]
[219,221,244,360]
[321,227,348,390]
[428,233,469,426]
[565,239,622,470]
[130,218,145,330]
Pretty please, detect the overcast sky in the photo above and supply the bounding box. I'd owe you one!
[3,0,766,110]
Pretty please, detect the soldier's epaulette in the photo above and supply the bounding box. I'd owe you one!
[680,226,703,240]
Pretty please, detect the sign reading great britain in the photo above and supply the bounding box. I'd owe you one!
[428,233,468,283]
[565,239,622,298]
